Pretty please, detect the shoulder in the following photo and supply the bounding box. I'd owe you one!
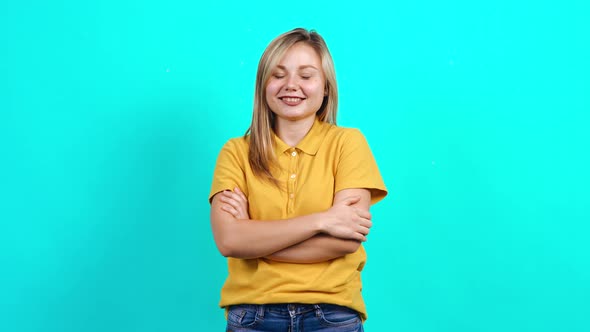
[214,136,250,166]
[321,126,378,161]
[325,125,368,145]
[220,135,250,153]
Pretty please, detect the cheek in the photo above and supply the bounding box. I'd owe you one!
[265,81,280,96]
[303,81,325,97]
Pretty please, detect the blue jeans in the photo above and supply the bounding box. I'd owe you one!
[225,303,364,332]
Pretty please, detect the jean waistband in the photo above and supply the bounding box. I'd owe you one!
[227,303,356,318]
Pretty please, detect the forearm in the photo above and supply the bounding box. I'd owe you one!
[211,195,325,259]
[265,234,361,263]
[265,188,373,264]
[211,188,372,260]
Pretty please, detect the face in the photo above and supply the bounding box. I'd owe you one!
[265,42,326,124]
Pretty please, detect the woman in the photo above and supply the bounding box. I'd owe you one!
[209,28,387,332]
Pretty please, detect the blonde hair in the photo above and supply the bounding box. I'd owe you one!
[245,28,338,184]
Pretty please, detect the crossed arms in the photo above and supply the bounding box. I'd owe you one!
[209,188,372,263]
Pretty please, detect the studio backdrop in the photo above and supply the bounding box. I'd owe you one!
[1,1,588,331]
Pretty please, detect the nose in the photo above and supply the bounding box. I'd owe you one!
[285,75,298,91]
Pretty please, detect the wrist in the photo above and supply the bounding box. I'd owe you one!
[313,211,327,234]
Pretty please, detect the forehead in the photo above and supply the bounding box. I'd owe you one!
[276,42,322,68]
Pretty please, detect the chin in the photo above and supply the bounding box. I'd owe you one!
[283,112,315,121]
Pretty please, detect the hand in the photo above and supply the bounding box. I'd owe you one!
[321,196,372,242]
[219,187,250,220]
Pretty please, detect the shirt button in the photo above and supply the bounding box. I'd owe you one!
[291,151,297,157]
[290,174,296,179]
[290,193,294,198]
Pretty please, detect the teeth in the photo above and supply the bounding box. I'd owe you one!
[282,97,302,103]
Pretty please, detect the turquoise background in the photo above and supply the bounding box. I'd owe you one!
[1,0,589,331]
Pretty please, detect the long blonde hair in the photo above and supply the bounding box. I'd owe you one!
[245,28,338,184]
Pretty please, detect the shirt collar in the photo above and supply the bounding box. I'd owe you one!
[273,117,331,156]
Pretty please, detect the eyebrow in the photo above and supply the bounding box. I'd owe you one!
[276,65,319,71]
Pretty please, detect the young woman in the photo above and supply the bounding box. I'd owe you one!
[209,28,387,332]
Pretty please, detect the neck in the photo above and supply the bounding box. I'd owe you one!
[275,116,315,147]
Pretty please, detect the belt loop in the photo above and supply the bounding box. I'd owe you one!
[313,304,322,317]
[257,304,265,319]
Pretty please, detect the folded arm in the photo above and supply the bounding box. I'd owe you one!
[265,188,372,263]
[264,234,361,263]
[210,188,371,259]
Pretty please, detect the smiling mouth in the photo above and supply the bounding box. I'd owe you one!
[280,97,305,103]
[279,97,306,106]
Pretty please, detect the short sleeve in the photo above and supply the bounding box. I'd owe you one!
[209,139,248,203]
[334,129,388,205]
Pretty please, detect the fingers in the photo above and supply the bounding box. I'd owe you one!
[330,219,372,242]
[353,232,367,242]
[355,220,371,237]
[352,217,372,241]
[234,187,248,201]
[357,221,371,234]
[219,188,249,219]
[220,192,243,210]
[357,215,372,229]
[354,208,371,220]
[220,203,239,217]
[223,188,247,205]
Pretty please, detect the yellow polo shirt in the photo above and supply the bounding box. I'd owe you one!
[209,117,387,320]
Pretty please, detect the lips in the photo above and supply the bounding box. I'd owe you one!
[279,96,305,106]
